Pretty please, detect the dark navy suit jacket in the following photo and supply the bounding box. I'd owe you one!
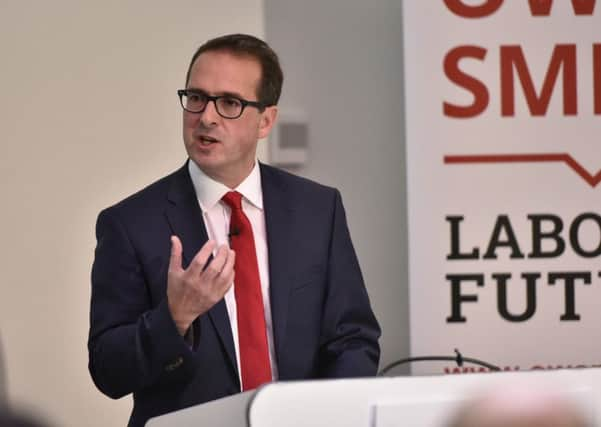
[88,162,380,427]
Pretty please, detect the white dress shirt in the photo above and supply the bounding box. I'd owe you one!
[187,160,278,382]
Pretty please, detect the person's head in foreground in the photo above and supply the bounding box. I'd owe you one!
[446,384,592,427]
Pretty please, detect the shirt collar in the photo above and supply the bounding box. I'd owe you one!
[187,159,263,212]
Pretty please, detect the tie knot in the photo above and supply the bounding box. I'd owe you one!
[222,191,243,210]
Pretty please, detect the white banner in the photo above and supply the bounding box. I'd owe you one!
[404,0,601,374]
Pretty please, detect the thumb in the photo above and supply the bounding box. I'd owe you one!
[169,235,183,273]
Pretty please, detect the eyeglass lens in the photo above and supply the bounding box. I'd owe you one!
[182,92,243,118]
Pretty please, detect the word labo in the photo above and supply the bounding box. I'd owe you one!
[447,214,601,260]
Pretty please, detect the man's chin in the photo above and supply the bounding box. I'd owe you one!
[190,156,222,171]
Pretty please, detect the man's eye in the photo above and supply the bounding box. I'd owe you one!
[188,94,202,102]
[222,97,241,107]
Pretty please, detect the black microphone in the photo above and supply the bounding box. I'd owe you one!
[377,348,500,376]
[228,227,240,238]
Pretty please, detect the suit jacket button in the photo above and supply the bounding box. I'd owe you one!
[165,356,183,372]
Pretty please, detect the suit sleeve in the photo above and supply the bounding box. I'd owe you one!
[318,190,381,377]
[88,208,198,399]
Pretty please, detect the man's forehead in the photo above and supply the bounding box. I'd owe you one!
[189,50,261,79]
[187,50,261,97]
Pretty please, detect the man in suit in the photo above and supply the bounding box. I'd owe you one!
[88,34,380,427]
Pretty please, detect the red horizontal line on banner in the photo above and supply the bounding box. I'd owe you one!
[444,153,601,187]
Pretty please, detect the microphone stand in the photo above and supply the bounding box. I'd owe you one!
[378,348,500,376]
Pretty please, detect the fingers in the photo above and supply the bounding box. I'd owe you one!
[202,245,230,281]
[169,235,183,274]
[167,240,235,330]
[220,249,236,283]
[187,239,217,276]
[203,247,235,299]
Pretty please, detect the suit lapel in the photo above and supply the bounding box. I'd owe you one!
[261,164,295,365]
[165,162,238,379]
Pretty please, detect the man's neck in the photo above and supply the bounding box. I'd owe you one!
[194,160,257,190]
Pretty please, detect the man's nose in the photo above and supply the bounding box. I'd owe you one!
[199,99,220,126]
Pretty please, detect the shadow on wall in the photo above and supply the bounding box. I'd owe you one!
[1,333,5,407]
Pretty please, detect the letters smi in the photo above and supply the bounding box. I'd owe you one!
[445,214,600,323]
[442,0,601,117]
[444,45,601,117]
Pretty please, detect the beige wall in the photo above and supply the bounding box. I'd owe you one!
[0,2,264,426]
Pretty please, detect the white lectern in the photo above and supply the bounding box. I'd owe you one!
[147,368,601,426]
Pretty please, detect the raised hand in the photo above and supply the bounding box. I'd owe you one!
[167,236,235,335]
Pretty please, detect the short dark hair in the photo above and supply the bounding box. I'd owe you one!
[0,411,51,427]
[185,34,283,106]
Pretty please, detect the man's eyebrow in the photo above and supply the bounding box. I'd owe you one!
[186,87,248,100]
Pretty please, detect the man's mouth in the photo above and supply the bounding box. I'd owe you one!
[198,135,219,146]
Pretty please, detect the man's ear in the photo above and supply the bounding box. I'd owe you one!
[258,106,278,139]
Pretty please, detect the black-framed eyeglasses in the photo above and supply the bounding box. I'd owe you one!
[177,89,266,119]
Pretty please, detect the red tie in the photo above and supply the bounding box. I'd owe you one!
[222,191,272,390]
